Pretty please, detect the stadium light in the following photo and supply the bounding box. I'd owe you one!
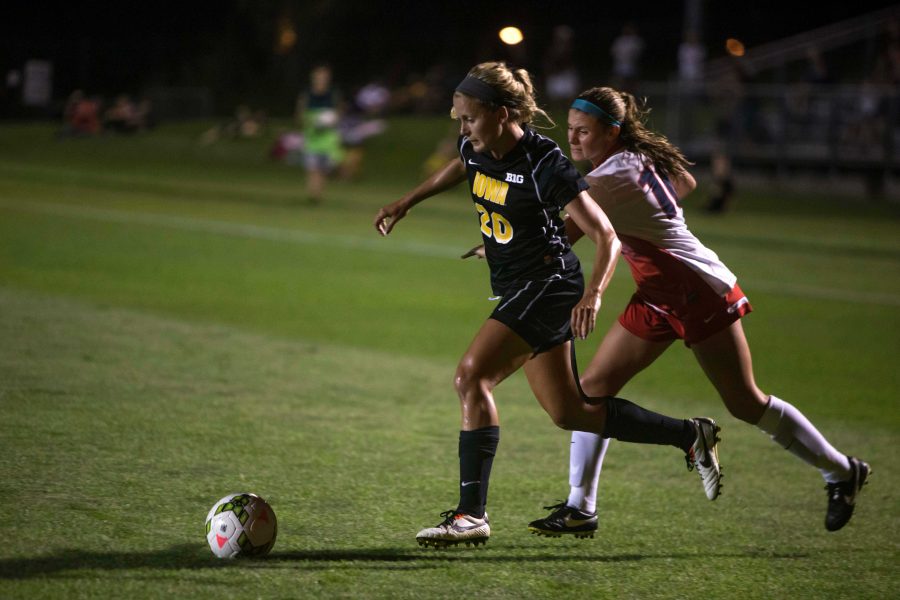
[275,17,297,54]
[725,38,745,57]
[499,26,524,45]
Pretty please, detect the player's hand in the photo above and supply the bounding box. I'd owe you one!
[461,244,485,259]
[571,291,601,340]
[373,199,410,236]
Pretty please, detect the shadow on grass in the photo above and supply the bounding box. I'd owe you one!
[0,544,812,579]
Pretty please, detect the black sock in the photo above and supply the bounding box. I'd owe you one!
[457,426,500,518]
[600,396,696,453]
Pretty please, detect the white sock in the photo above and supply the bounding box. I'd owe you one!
[566,431,610,514]
[756,395,851,483]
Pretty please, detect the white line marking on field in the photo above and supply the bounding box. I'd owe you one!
[3,199,900,307]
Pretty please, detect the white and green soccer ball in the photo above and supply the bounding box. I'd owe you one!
[205,492,277,558]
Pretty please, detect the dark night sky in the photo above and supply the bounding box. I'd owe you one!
[3,1,898,112]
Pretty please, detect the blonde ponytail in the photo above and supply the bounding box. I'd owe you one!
[457,62,555,129]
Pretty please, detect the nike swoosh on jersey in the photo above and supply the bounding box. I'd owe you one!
[467,159,480,166]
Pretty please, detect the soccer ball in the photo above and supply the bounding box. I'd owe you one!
[205,492,277,558]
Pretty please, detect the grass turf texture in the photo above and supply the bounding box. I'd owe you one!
[0,119,898,599]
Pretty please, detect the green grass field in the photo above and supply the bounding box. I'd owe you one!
[1,119,898,599]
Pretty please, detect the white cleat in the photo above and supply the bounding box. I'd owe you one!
[687,417,723,500]
[416,510,490,548]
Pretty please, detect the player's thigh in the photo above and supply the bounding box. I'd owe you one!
[581,321,674,396]
[456,318,532,392]
[523,342,605,430]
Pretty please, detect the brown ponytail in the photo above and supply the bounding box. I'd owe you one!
[575,87,692,177]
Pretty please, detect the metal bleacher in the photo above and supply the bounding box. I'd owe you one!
[639,6,900,197]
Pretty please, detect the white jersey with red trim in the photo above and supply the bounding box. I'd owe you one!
[584,150,736,297]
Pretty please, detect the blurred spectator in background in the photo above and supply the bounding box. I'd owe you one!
[840,76,886,158]
[272,78,388,177]
[785,47,833,144]
[337,83,389,180]
[677,31,706,139]
[543,25,580,109]
[421,124,459,178]
[610,22,644,91]
[705,148,736,214]
[712,56,765,147]
[269,130,304,165]
[200,104,267,144]
[678,31,705,86]
[355,80,391,115]
[104,94,141,134]
[58,89,101,137]
[295,64,344,204]
[390,64,454,114]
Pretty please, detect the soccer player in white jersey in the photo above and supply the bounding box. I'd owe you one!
[523,86,870,535]
[374,65,725,548]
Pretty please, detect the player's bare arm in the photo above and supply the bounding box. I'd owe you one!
[564,191,620,339]
[461,244,485,259]
[561,214,585,246]
[374,158,467,236]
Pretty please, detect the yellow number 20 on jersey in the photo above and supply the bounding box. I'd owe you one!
[475,204,513,244]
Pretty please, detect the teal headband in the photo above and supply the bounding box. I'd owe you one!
[571,98,621,127]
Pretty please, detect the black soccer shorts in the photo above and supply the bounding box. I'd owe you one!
[489,269,584,355]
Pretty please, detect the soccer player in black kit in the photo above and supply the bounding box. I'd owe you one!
[373,62,723,548]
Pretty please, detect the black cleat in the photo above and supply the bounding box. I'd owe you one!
[527,502,598,539]
[825,456,870,532]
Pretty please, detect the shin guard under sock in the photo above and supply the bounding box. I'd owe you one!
[568,431,609,514]
[601,396,695,453]
[757,396,850,482]
[457,426,500,518]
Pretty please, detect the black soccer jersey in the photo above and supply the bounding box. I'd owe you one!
[458,127,589,296]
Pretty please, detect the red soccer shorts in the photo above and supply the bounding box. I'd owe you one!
[618,282,752,346]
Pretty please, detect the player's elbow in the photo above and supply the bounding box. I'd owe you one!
[674,171,697,198]
[607,230,621,258]
[591,222,620,257]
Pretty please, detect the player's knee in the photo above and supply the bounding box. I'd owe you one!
[580,372,618,397]
[722,391,767,423]
[453,357,490,399]
[546,406,580,431]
